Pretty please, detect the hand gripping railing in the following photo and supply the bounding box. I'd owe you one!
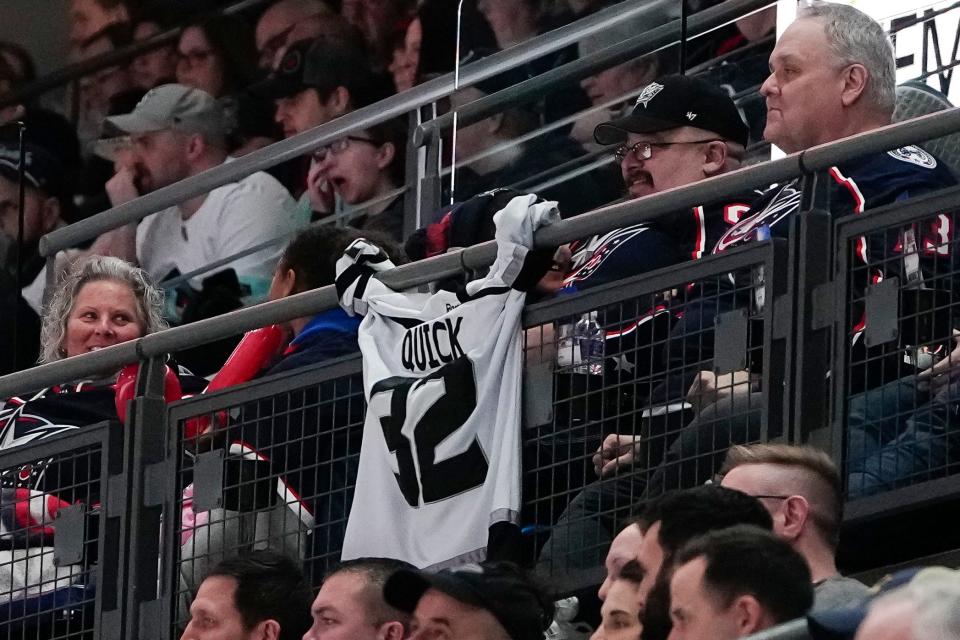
[37,0,753,258]
[0,0,271,111]
[4,106,960,398]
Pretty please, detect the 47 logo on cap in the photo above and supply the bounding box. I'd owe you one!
[635,81,665,108]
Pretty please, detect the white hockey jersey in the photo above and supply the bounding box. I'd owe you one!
[337,194,559,568]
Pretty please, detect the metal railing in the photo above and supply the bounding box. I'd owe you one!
[2,105,958,397]
[36,0,768,258]
[0,0,271,111]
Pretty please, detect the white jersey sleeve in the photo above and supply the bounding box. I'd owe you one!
[337,195,559,568]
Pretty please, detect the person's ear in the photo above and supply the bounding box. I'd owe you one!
[186,133,206,162]
[325,86,352,118]
[276,267,298,299]
[780,495,810,542]
[40,196,62,233]
[375,142,396,172]
[377,620,406,640]
[731,594,765,636]
[840,63,869,108]
[253,618,281,640]
[702,141,727,177]
[487,112,505,134]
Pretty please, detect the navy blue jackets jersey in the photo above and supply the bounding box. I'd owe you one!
[563,197,756,293]
[714,146,957,278]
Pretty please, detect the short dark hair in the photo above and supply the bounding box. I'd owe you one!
[278,225,405,293]
[206,551,313,640]
[366,116,408,187]
[638,485,773,563]
[326,557,416,627]
[675,525,814,623]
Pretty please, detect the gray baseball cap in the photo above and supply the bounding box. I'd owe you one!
[102,84,228,139]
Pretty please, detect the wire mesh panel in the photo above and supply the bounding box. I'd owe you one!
[164,356,364,633]
[834,186,960,501]
[0,424,111,640]
[524,241,787,587]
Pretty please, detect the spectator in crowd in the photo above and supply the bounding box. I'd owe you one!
[571,7,669,148]
[449,63,617,218]
[383,561,554,640]
[0,41,36,88]
[0,143,72,373]
[312,116,407,239]
[68,0,130,50]
[182,551,313,640]
[254,0,334,69]
[129,12,179,91]
[176,15,261,99]
[597,522,644,602]
[532,75,754,576]
[806,567,960,640]
[341,0,415,69]
[719,444,869,611]
[254,38,378,141]
[1,256,198,457]
[303,557,415,640]
[263,224,404,374]
[478,0,544,50]
[88,84,300,308]
[668,526,813,640]
[854,575,960,640]
[394,0,496,89]
[75,23,137,143]
[610,1,957,506]
[633,486,773,640]
[594,560,644,640]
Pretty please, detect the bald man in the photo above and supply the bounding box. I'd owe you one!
[719,444,869,612]
[255,0,333,68]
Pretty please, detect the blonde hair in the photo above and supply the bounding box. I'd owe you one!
[721,444,842,548]
[40,256,167,363]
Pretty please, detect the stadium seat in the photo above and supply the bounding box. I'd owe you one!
[893,80,960,177]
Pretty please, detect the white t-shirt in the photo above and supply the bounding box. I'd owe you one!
[337,194,559,569]
[136,164,299,291]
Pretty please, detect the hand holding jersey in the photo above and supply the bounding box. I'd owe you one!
[337,194,559,568]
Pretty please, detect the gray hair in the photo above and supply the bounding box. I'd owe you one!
[868,568,960,640]
[798,1,896,116]
[40,256,167,363]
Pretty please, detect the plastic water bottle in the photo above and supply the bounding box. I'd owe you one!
[574,312,604,375]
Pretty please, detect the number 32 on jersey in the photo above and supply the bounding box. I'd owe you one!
[368,357,488,507]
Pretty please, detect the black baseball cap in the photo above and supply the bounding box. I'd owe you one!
[594,74,749,148]
[383,562,554,640]
[250,38,375,101]
[0,141,68,200]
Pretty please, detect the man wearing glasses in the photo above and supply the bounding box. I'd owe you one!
[557,74,753,295]
[719,443,870,612]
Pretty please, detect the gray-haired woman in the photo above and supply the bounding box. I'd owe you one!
[39,255,167,364]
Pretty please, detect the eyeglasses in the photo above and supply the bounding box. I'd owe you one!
[312,136,381,162]
[177,48,214,69]
[613,138,721,162]
[751,494,792,500]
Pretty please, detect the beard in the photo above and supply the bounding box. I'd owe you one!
[640,574,674,640]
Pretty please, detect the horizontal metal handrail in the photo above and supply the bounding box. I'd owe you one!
[5,106,960,397]
[413,0,776,146]
[0,0,270,110]
[36,0,681,256]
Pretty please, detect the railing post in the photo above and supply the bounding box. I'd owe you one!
[406,103,443,237]
[786,171,836,448]
[96,413,132,640]
[122,356,175,640]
